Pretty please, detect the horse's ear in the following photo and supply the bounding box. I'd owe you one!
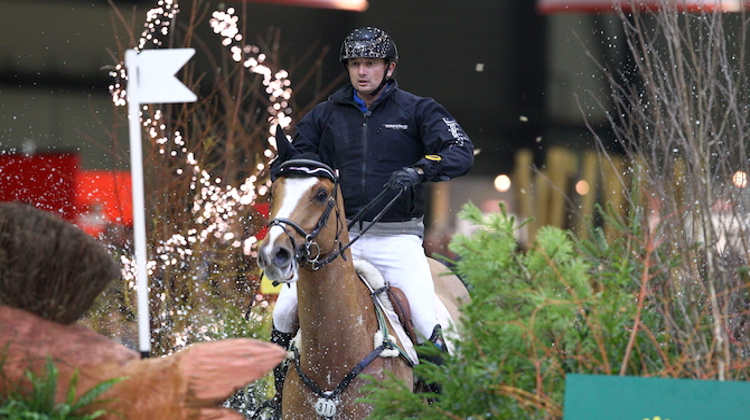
[271,125,298,180]
[275,125,297,162]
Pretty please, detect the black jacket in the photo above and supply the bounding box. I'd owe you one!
[291,81,474,223]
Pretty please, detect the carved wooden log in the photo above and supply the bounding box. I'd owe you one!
[0,202,121,324]
[0,305,285,420]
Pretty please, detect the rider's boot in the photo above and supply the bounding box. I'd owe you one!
[269,326,293,416]
[415,324,449,398]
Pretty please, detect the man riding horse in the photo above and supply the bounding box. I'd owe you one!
[269,26,474,401]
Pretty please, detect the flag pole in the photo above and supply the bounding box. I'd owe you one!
[125,49,152,359]
[124,48,196,359]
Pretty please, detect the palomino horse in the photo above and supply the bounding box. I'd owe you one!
[257,158,468,420]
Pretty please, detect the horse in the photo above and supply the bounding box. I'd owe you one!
[257,158,469,420]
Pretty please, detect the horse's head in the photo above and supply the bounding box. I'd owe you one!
[257,158,345,284]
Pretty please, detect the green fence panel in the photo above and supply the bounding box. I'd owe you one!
[564,374,750,420]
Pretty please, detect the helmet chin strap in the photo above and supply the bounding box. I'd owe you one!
[369,76,389,97]
[368,61,393,98]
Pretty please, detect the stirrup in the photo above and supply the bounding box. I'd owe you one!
[428,325,447,353]
[418,325,448,365]
[414,325,448,399]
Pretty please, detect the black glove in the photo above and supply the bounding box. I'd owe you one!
[386,167,423,190]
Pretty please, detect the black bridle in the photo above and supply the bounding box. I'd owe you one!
[267,188,345,270]
[266,159,404,271]
[266,158,347,271]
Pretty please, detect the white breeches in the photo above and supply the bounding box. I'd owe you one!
[272,233,438,343]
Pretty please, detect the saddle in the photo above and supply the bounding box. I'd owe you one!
[386,286,417,345]
[353,259,418,348]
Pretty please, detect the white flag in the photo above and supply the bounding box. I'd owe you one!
[125,48,197,104]
[123,47,197,357]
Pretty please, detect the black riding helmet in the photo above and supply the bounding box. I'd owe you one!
[339,27,398,97]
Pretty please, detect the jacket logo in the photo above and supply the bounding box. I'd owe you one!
[442,117,468,146]
[383,124,408,130]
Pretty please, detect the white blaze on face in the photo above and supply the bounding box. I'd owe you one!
[266,177,319,246]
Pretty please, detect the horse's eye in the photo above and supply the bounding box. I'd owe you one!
[315,188,329,203]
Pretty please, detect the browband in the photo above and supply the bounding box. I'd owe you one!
[277,158,338,182]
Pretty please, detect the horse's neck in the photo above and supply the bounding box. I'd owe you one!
[296,259,377,368]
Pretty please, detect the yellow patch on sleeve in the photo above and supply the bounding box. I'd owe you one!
[425,154,442,162]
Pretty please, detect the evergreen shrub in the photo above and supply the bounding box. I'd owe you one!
[364,201,680,420]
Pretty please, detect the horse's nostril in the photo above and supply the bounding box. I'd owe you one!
[273,248,292,266]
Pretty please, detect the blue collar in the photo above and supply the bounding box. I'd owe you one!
[353,90,368,113]
[352,82,393,113]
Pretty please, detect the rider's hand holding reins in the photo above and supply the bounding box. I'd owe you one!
[386,167,424,190]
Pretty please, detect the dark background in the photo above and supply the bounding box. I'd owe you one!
[0,0,552,176]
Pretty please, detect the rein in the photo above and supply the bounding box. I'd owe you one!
[309,187,403,268]
[267,181,404,271]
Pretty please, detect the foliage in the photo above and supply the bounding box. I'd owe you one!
[0,359,123,420]
[363,199,707,419]
[83,0,342,356]
[82,1,343,416]
[588,4,750,380]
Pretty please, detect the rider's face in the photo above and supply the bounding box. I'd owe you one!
[347,57,395,97]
